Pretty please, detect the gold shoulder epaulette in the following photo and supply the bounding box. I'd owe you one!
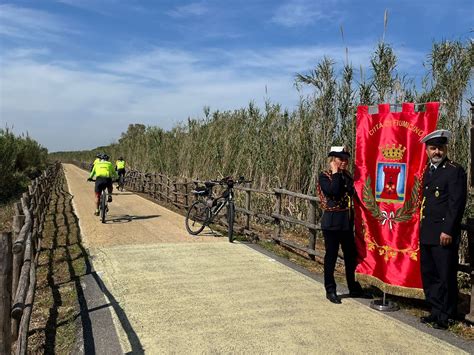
[447,160,457,168]
[322,170,332,179]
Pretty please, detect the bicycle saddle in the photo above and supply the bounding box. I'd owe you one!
[192,186,210,195]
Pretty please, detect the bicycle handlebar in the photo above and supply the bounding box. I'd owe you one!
[205,176,252,187]
[87,178,119,182]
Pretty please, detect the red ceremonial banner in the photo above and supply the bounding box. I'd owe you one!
[354,102,439,297]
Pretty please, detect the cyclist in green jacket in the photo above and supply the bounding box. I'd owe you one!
[88,154,118,216]
[115,156,126,187]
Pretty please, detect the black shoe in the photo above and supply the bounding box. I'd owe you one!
[108,196,112,202]
[420,314,437,324]
[326,292,342,304]
[431,320,449,330]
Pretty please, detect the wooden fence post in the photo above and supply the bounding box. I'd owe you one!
[466,217,474,323]
[174,181,178,206]
[274,192,282,241]
[159,175,164,202]
[245,188,251,230]
[0,232,12,355]
[167,177,171,204]
[11,233,32,320]
[184,178,189,208]
[11,215,25,301]
[308,200,317,261]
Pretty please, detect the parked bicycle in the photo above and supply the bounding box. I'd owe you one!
[185,176,250,242]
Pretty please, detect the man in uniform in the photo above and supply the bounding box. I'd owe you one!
[419,129,467,329]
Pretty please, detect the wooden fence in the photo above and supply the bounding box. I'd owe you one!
[73,161,474,322]
[0,162,61,354]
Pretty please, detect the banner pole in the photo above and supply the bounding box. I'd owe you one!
[365,101,446,110]
[369,292,400,312]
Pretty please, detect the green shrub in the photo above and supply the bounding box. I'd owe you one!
[0,128,48,202]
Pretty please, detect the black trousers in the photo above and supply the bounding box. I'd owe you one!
[323,230,359,293]
[420,243,459,322]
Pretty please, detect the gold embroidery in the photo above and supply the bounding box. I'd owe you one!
[317,171,350,212]
[362,222,419,261]
[363,175,422,224]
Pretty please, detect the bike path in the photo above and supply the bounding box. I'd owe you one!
[63,164,469,354]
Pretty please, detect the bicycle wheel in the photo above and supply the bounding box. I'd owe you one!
[227,201,235,243]
[100,190,107,223]
[185,200,208,235]
[119,175,124,191]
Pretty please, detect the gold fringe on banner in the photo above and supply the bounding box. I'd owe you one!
[356,273,425,299]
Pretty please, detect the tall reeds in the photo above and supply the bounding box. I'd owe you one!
[51,39,473,197]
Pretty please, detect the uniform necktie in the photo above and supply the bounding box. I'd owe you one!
[429,165,436,176]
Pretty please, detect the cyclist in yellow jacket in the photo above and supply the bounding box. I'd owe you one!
[115,156,126,187]
[88,154,118,216]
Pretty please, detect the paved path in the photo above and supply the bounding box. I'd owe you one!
[64,164,469,354]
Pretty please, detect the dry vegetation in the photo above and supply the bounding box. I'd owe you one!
[51,40,473,196]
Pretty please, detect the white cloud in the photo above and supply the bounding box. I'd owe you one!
[272,0,335,27]
[0,4,74,41]
[0,43,425,152]
[56,0,119,16]
[166,2,209,18]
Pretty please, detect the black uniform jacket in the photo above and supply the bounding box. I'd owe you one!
[420,158,467,245]
[318,170,355,231]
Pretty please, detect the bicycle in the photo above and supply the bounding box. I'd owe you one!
[185,176,250,242]
[98,187,109,223]
[117,173,125,192]
[88,179,110,223]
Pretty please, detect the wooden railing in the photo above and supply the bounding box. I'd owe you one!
[0,162,61,354]
[71,162,474,322]
[123,170,323,253]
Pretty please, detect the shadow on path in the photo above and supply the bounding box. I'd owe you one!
[29,169,144,354]
[108,214,161,224]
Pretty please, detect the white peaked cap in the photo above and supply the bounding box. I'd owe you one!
[420,129,451,144]
[328,146,350,158]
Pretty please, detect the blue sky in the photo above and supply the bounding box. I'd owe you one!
[0,0,472,152]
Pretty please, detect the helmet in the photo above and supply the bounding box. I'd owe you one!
[102,154,110,161]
